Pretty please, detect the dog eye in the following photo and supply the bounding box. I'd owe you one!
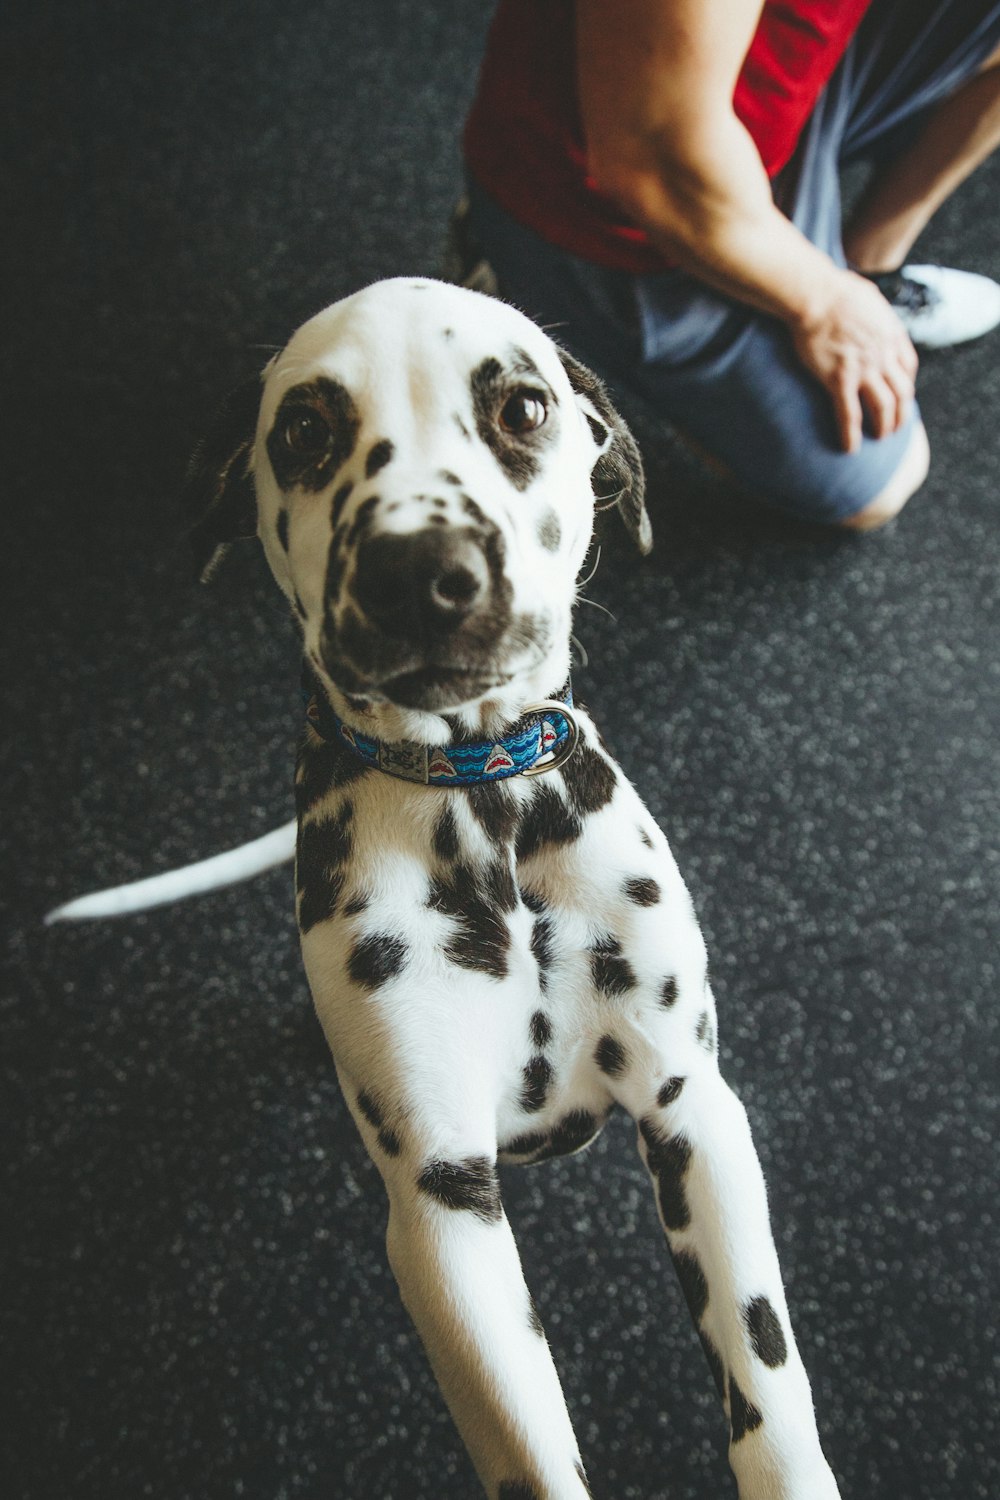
[282,409,330,454]
[499,389,547,435]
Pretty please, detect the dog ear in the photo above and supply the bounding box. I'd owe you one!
[557,348,652,555]
[182,373,265,582]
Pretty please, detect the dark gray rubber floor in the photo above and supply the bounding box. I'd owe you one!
[4,4,998,1497]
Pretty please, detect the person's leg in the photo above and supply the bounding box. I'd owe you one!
[843,41,1000,272]
[839,419,930,531]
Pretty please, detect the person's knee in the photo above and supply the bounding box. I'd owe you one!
[837,421,930,532]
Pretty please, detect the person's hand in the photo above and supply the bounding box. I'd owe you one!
[790,267,918,453]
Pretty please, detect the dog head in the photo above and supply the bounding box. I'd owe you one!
[185,278,649,735]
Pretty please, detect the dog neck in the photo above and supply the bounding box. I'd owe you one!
[302,664,577,787]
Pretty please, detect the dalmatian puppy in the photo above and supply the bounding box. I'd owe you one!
[113,279,847,1499]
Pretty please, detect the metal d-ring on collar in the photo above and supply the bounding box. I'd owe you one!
[519,698,581,776]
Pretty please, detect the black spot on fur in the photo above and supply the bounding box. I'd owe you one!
[744,1296,788,1368]
[625,875,661,906]
[657,1076,685,1107]
[497,1484,540,1500]
[520,886,545,914]
[530,916,556,992]
[348,932,408,990]
[440,470,462,485]
[296,858,345,937]
[454,413,471,440]
[511,346,547,382]
[520,1055,553,1113]
[673,1249,709,1324]
[365,439,394,478]
[506,1110,602,1164]
[590,936,636,996]
[433,804,461,862]
[729,1377,763,1442]
[641,1120,693,1231]
[595,1034,627,1077]
[470,355,553,492]
[343,892,369,916]
[516,784,582,861]
[346,493,379,547]
[276,508,289,551]
[324,547,347,608]
[537,509,561,551]
[696,1010,716,1053]
[357,1090,383,1128]
[460,491,490,529]
[417,1156,502,1223]
[639,826,655,849]
[529,1011,552,1049]
[527,1294,545,1337]
[295,803,354,934]
[660,976,679,1008]
[501,1108,604,1164]
[700,1329,727,1400]
[585,413,608,446]
[562,741,617,816]
[575,1460,594,1497]
[330,480,354,527]
[483,859,519,913]
[295,734,369,819]
[429,865,512,979]
[357,1090,403,1157]
[546,1110,600,1158]
[267,377,361,493]
[463,782,520,844]
[500,1129,549,1158]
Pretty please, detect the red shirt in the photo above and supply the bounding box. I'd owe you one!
[464,0,873,274]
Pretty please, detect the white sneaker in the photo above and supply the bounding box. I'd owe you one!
[865,263,1000,349]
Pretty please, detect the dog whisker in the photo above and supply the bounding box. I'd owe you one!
[576,595,617,623]
[577,544,602,589]
[594,486,625,513]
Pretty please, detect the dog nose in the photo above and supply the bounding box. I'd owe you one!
[353,527,490,634]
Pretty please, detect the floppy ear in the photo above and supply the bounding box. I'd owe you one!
[557,348,652,555]
[182,373,265,582]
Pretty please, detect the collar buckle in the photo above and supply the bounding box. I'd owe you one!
[519,699,581,777]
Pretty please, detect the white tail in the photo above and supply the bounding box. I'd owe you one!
[45,819,298,924]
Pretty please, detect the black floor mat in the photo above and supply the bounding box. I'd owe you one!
[4,5,999,1498]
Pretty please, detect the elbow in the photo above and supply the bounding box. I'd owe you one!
[586,147,654,219]
[584,136,698,255]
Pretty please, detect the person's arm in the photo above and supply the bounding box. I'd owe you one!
[575,0,917,453]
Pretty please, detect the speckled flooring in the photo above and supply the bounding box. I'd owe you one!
[3,4,999,1498]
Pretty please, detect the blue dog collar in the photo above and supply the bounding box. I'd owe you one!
[303,680,580,786]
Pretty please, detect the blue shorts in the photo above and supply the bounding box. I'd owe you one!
[466,0,1000,524]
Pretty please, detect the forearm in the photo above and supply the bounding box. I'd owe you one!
[582,82,843,333]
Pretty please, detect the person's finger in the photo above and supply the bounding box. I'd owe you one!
[833,366,862,453]
[898,334,919,380]
[859,372,898,440]
[884,360,915,429]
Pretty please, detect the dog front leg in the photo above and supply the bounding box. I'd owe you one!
[632,1062,841,1500]
[383,1173,592,1500]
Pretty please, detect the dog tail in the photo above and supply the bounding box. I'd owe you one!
[44,819,297,924]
